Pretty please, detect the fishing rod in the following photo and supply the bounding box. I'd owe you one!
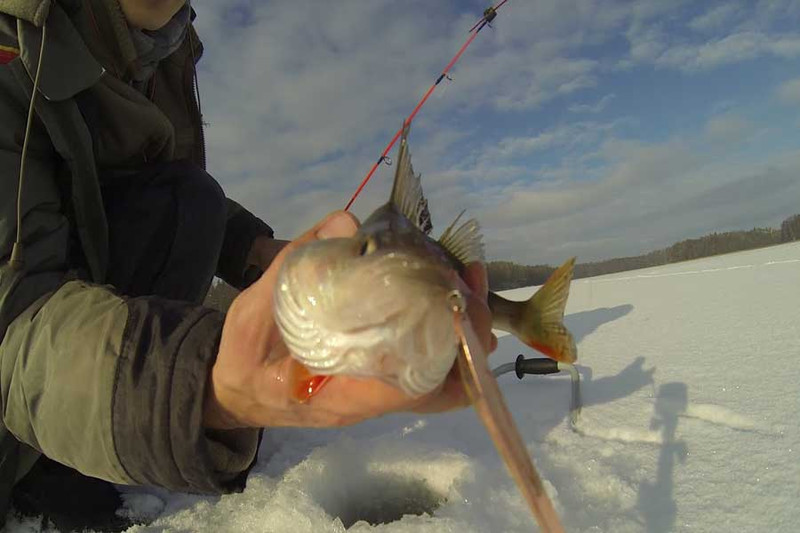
[344,1,510,211]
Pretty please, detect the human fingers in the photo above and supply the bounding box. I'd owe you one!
[460,262,497,351]
[462,262,488,303]
[207,212,360,429]
[268,211,359,271]
[452,278,494,356]
[463,262,498,351]
[249,211,360,295]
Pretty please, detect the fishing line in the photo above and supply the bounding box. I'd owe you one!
[344,1,510,211]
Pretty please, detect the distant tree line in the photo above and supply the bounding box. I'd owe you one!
[486,262,555,291]
[205,213,800,305]
[488,213,800,291]
[782,214,800,243]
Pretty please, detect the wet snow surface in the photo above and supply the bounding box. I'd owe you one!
[11,242,800,532]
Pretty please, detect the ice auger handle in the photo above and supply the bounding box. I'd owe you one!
[514,355,559,378]
[492,354,582,427]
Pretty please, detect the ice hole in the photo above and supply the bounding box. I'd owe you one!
[318,471,445,528]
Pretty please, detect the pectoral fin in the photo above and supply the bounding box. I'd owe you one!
[289,359,333,403]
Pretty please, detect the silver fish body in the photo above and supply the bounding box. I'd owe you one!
[275,205,465,396]
[275,124,576,397]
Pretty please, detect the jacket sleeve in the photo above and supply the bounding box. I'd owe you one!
[216,199,274,290]
[0,63,258,493]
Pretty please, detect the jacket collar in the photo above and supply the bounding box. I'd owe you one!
[0,0,52,27]
[17,1,105,101]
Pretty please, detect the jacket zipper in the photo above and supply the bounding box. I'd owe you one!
[190,73,207,171]
[188,29,206,170]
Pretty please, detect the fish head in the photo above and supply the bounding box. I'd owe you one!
[357,203,450,264]
[274,211,462,396]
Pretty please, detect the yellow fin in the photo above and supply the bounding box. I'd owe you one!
[524,257,577,363]
[490,257,577,363]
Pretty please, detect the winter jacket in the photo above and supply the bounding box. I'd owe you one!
[0,0,270,522]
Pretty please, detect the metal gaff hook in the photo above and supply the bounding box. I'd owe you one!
[453,310,566,533]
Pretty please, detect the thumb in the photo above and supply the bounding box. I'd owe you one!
[314,210,361,240]
[252,211,360,290]
[292,210,360,250]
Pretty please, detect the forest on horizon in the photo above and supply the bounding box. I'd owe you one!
[487,213,800,291]
[205,213,800,310]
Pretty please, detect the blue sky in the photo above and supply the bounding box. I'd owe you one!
[192,0,800,265]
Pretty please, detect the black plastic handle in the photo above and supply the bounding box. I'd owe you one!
[514,354,560,379]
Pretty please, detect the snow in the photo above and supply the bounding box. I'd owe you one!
[9,242,800,532]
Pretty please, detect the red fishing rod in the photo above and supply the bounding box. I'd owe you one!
[344,1,510,211]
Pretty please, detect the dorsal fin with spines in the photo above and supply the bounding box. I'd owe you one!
[389,122,433,235]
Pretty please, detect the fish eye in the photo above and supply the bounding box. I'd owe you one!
[359,237,378,256]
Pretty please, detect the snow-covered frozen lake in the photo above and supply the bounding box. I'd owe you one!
[12,242,800,532]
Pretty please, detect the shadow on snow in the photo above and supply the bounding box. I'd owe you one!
[565,304,634,344]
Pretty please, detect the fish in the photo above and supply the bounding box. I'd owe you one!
[274,122,574,532]
[274,122,577,401]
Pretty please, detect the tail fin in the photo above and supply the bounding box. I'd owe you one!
[525,257,577,362]
[490,257,577,363]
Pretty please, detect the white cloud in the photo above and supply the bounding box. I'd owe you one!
[568,93,616,113]
[776,77,800,104]
[620,0,800,72]
[624,26,668,64]
[476,120,626,165]
[476,138,701,229]
[654,31,800,71]
[710,99,737,114]
[754,0,800,25]
[190,0,670,244]
[187,0,800,264]
[705,114,752,143]
[492,58,600,111]
[479,151,800,264]
[628,0,692,22]
[432,126,800,264]
[688,4,744,33]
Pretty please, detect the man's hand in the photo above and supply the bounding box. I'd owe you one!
[203,211,496,430]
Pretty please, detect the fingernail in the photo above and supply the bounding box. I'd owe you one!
[316,212,358,239]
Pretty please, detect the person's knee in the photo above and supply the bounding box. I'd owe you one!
[149,161,229,301]
[171,161,227,238]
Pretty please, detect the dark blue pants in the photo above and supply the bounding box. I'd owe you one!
[101,159,227,303]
